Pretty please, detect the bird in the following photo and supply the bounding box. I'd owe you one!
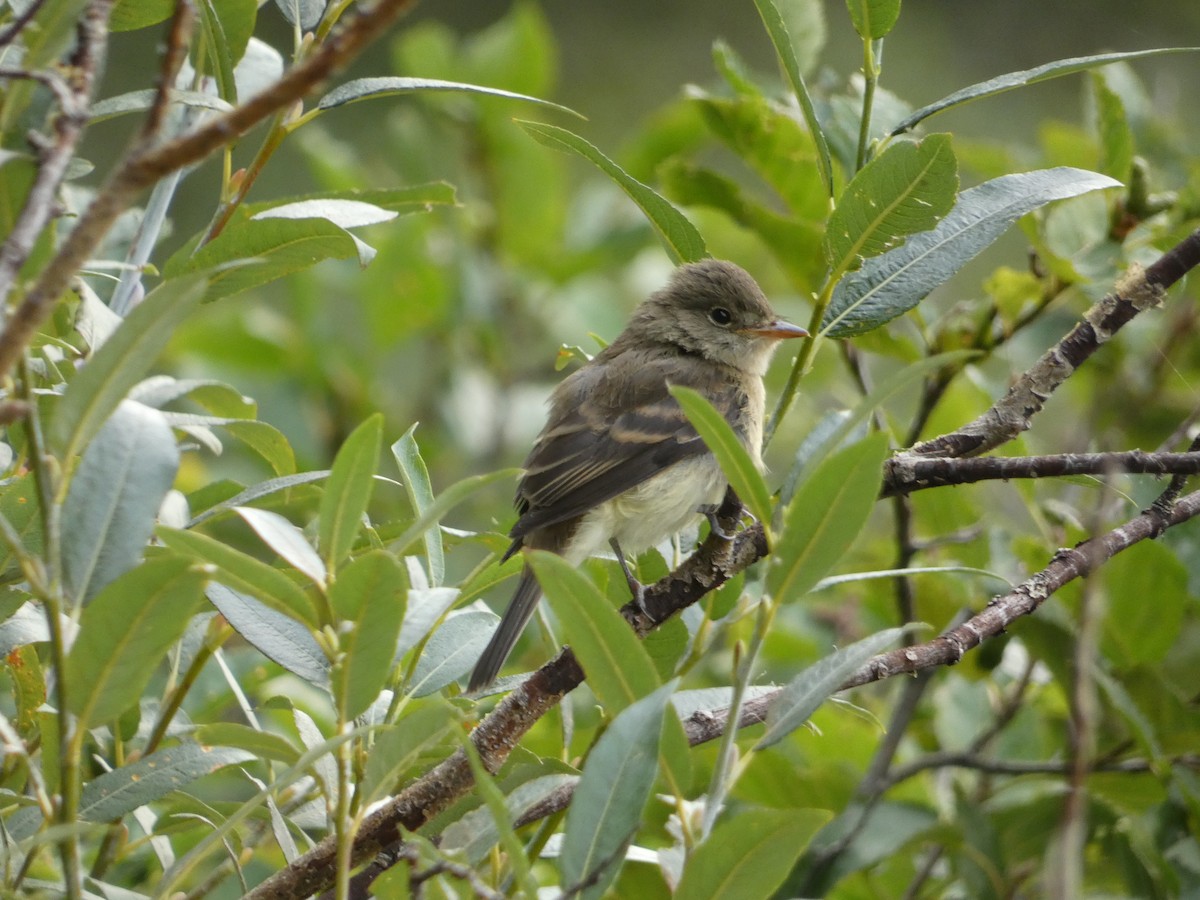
[467,259,807,691]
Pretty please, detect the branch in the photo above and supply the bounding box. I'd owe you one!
[905,228,1200,459]
[0,1,111,318]
[0,0,418,383]
[882,449,1200,497]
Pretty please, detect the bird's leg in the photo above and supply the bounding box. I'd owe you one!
[609,538,646,610]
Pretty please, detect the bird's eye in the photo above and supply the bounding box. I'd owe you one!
[709,307,733,326]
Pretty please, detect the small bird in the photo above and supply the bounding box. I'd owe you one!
[468,259,807,691]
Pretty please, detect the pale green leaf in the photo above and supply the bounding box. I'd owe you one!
[319,414,382,570]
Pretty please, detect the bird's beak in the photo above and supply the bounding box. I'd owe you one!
[741,319,809,340]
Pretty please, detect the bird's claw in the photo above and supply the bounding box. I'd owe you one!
[701,503,754,540]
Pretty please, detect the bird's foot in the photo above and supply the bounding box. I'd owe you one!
[610,538,649,613]
[701,504,754,540]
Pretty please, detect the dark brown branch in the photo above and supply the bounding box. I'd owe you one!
[882,449,1200,497]
[0,0,49,49]
[0,0,418,383]
[907,230,1200,459]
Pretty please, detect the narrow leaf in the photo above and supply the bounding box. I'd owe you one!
[160,527,318,626]
[392,425,444,587]
[517,120,707,264]
[319,414,382,571]
[822,167,1121,337]
[90,89,233,123]
[893,48,1200,134]
[559,681,676,900]
[823,134,958,273]
[768,433,889,604]
[206,584,328,685]
[329,551,405,718]
[236,507,326,587]
[194,722,301,764]
[65,558,205,729]
[62,401,180,605]
[676,807,830,899]
[752,0,834,197]
[242,183,457,218]
[317,76,582,118]
[7,744,254,841]
[671,385,772,527]
[529,551,659,713]
[388,469,518,558]
[408,610,499,698]
[758,626,913,748]
[442,774,580,864]
[189,470,329,527]
[395,586,461,662]
[49,273,208,461]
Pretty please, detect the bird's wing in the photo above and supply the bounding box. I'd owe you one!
[507,352,744,547]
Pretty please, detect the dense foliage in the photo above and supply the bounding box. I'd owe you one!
[0,0,1198,897]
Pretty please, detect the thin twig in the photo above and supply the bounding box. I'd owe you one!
[140,0,197,142]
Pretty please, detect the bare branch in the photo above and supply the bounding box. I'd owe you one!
[140,0,197,142]
[882,449,1200,497]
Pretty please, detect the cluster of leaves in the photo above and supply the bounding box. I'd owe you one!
[0,0,1198,897]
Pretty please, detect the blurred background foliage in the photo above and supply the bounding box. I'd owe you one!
[9,0,1200,894]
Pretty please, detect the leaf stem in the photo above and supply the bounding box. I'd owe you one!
[855,39,882,171]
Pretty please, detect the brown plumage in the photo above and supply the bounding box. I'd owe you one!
[468,260,806,691]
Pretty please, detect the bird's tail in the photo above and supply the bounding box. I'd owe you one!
[468,564,542,691]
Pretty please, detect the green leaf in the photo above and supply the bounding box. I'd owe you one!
[189,471,329,527]
[823,134,958,274]
[242,183,458,218]
[319,414,382,571]
[110,0,173,30]
[206,584,329,685]
[559,680,676,900]
[7,743,254,841]
[408,610,498,698]
[90,89,234,123]
[670,385,772,528]
[768,433,889,605]
[317,76,582,118]
[49,273,208,462]
[1092,72,1134,180]
[62,401,180,605]
[194,722,302,764]
[329,551,405,719]
[442,773,580,865]
[892,48,1200,134]
[392,425,444,586]
[676,807,830,899]
[822,167,1120,337]
[660,161,824,288]
[388,469,519,558]
[528,551,659,713]
[751,0,834,197]
[65,557,206,730]
[686,90,828,222]
[159,527,318,626]
[1102,541,1187,667]
[757,625,913,748]
[222,420,297,476]
[236,507,327,587]
[164,216,368,301]
[845,0,901,39]
[516,120,707,264]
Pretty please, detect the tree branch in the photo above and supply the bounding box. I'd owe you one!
[0,0,418,382]
[905,229,1200,459]
[882,449,1200,496]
